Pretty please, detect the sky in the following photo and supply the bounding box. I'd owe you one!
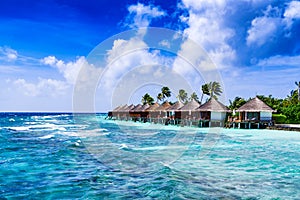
[0,0,300,112]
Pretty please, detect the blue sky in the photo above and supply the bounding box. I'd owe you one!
[0,0,300,112]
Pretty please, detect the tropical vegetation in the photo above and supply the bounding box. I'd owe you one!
[200,81,223,103]
[177,89,188,104]
[140,81,300,124]
[229,81,300,124]
[141,93,154,105]
[157,86,171,102]
[189,92,199,102]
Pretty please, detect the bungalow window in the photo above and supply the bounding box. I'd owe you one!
[247,112,259,120]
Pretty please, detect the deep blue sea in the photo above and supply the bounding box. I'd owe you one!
[0,113,299,199]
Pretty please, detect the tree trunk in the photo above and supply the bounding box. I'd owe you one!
[200,93,204,105]
[298,81,300,102]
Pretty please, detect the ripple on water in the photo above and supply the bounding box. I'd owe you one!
[0,113,299,199]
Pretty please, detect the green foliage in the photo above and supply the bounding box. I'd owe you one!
[283,90,299,107]
[158,86,171,102]
[189,92,199,102]
[208,81,222,99]
[281,104,300,124]
[201,84,210,96]
[157,93,164,102]
[272,114,287,124]
[141,93,154,105]
[177,89,188,104]
[229,96,246,110]
[200,81,222,103]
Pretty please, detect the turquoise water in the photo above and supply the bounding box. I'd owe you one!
[0,113,299,199]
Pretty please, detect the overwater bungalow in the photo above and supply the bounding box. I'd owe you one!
[129,104,143,120]
[167,101,184,125]
[108,104,127,119]
[146,102,160,122]
[119,104,135,120]
[107,96,275,129]
[153,101,171,118]
[234,97,275,128]
[151,101,171,124]
[197,98,231,127]
[176,99,200,126]
[130,104,150,122]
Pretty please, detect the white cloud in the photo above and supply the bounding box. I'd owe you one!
[247,2,300,45]
[41,56,57,65]
[246,16,280,46]
[126,3,166,28]
[103,37,168,91]
[14,78,68,97]
[182,0,226,11]
[179,0,236,69]
[284,1,300,29]
[257,55,300,67]
[284,1,300,19]
[42,56,94,85]
[0,47,18,61]
[159,40,171,48]
[246,5,283,46]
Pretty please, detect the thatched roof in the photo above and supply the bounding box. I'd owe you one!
[113,104,128,112]
[155,101,171,111]
[122,104,135,111]
[167,101,184,111]
[140,104,150,111]
[131,104,143,112]
[197,98,230,112]
[146,102,160,111]
[179,99,200,111]
[236,97,275,112]
[112,105,121,111]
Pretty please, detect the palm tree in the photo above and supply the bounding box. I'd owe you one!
[200,83,210,104]
[208,81,222,99]
[295,81,300,101]
[141,93,154,105]
[161,86,171,101]
[177,89,188,104]
[229,96,246,110]
[189,92,199,102]
[157,93,164,102]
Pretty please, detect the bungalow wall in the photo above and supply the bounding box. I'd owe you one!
[180,111,199,119]
[239,111,272,121]
[211,112,227,121]
[260,111,272,121]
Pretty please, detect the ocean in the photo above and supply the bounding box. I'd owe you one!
[0,112,299,199]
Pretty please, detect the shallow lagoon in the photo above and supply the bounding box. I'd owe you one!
[0,113,299,199]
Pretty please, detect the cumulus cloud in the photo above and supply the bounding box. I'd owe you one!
[181,0,226,11]
[102,37,170,91]
[247,2,300,46]
[178,0,236,69]
[246,16,280,46]
[126,3,166,28]
[246,5,283,46]
[14,78,68,97]
[284,1,300,29]
[284,1,300,19]
[257,55,300,67]
[42,56,94,85]
[41,55,57,65]
[0,47,18,61]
